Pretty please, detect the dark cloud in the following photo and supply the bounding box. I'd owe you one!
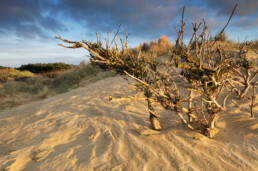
[232,17,258,29]
[0,0,39,23]
[16,24,47,39]
[55,0,182,38]
[54,0,215,40]
[0,0,257,41]
[204,0,258,16]
[40,17,67,32]
[0,0,66,39]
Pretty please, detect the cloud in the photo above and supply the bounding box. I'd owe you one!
[0,0,257,41]
[0,38,88,68]
[232,17,258,29]
[53,0,217,40]
[55,0,182,37]
[1,0,258,67]
[0,0,66,39]
[204,0,258,16]
[40,17,67,32]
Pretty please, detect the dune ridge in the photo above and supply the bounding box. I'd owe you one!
[0,75,257,171]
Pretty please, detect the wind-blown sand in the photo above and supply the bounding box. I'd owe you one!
[0,75,257,171]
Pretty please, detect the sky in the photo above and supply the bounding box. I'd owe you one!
[0,0,257,67]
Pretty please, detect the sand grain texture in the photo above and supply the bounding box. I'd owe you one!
[0,76,257,171]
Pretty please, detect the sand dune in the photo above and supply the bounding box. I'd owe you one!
[0,75,257,171]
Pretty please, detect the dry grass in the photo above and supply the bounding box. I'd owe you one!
[128,35,173,58]
[0,68,34,82]
[40,70,68,78]
[153,35,173,56]
[0,61,116,111]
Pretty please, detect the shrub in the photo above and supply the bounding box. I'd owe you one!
[18,62,73,74]
[156,35,173,55]
[134,35,173,57]
[215,32,228,42]
[57,4,257,138]
[0,68,34,82]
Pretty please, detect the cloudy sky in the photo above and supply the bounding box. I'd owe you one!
[0,0,257,67]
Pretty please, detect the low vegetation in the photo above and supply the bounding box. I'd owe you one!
[135,35,173,56]
[0,61,116,111]
[0,67,34,82]
[1,5,256,139]
[18,62,74,77]
[57,4,257,138]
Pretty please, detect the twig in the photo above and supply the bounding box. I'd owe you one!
[123,70,166,98]
[180,6,185,43]
[250,82,257,118]
[176,111,194,130]
[211,4,237,47]
[232,100,239,108]
[201,98,208,125]
[110,24,121,46]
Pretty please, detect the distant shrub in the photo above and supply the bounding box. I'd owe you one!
[0,68,34,82]
[215,32,228,42]
[135,36,173,57]
[40,70,68,78]
[157,35,173,55]
[0,66,9,69]
[18,62,73,74]
[141,43,150,52]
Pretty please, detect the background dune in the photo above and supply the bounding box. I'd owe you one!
[0,75,257,171]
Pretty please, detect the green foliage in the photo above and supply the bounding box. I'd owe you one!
[18,62,73,74]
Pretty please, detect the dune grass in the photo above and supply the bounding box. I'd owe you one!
[0,61,116,111]
[0,67,35,82]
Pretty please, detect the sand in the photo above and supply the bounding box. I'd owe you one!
[0,75,257,171]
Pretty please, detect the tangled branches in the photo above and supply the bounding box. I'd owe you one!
[57,4,257,138]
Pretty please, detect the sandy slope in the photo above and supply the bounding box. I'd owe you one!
[0,75,257,171]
